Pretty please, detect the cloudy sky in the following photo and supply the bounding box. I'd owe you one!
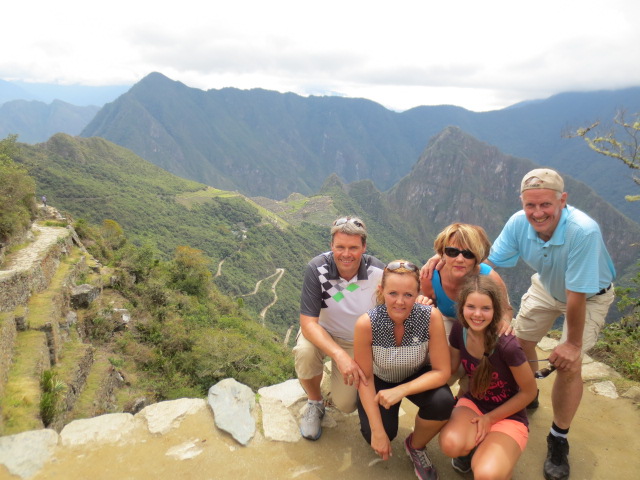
[3,0,639,112]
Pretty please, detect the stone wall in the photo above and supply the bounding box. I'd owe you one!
[0,229,73,314]
[0,312,17,397]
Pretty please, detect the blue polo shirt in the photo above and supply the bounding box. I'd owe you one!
[489,205,615,302]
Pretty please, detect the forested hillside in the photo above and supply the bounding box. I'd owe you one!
[14,129,640,331]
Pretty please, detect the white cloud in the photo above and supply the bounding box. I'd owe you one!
[2,0,639,111]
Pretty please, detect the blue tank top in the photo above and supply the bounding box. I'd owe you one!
[432,263,492,317]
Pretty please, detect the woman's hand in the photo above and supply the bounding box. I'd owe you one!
[416,294,434,306]
[375,386,405,409]
[420,254,444,281]
[497,318,515,336]
[371,430,393,460]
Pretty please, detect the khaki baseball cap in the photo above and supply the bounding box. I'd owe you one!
[520,168,564,193]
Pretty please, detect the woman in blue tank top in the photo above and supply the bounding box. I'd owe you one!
[421,223,513,340]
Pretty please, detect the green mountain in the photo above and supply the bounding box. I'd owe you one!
[80,72,640,223]
[14,134,420,337]
[15,129,640,331]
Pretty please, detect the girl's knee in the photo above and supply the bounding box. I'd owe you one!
[471,455,514,480]
[438,429,465,457]
[471,464,506,480]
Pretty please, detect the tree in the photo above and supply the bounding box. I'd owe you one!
[0,135,36,243]
[169,246,213,298]
[573,111,640,202]
[573,112,640,381]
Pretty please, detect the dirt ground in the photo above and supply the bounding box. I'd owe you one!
[3,354,639,480]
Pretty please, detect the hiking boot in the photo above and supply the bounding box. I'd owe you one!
[527,389,540,410]
[544,433,570,480]
[404,434,439,480]
[299,401,325,440]
[451,448,475,474]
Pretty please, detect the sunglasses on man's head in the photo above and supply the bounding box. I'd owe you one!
[387,261,418,272]
[444,247,475,260]
[334,217,364,228]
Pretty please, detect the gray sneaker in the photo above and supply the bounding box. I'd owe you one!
[300,402,325,440]
[404,434,439,480]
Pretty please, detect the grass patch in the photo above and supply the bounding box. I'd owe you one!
[43,221,69,228]
[0,330,49,434]
[175,187,240,208]
[27,247,83,330]
[70,350,113,420]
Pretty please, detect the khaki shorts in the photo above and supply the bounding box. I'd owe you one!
[515,274,615,352]
[292,329,357,413]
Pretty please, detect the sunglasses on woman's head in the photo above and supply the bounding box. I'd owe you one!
[387,261,418,272]
[444,247,475,260]
[333,217,364,228]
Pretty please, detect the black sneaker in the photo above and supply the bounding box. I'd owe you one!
[451,446,475,473]
[451,453,472,473]
[544,433,570,480]
[527,389,540,410]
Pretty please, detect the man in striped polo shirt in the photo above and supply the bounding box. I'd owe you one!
[294,216,385,440]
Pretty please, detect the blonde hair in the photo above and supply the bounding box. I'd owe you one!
[456,275,504,399]
[375,260,420,304]
[433,223,491,264]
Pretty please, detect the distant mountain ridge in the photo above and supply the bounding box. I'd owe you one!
[0,78,130,106]
[0,100,99,143]
[2,73,638,221]
[80,73,640,223]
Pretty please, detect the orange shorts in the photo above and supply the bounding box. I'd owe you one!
[456,397,529,451]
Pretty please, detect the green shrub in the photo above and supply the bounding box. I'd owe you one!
[40,370,66,426]
[591,315,640,381]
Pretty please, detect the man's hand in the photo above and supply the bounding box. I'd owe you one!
[549,342,582,373]
[334,350,367,388]
[420,254,444,281]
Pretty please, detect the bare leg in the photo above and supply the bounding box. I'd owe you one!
[299,374,323,401]
[518,338,538,376]
[439,406,477,457]
[411,416,448,449]
[472,432,522,480]
[552,366,583,429]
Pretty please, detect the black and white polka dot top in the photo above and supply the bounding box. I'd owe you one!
[368,303,431,383]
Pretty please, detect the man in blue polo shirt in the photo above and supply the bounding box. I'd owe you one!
[489,168,615,480]
[293,216,385,440]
